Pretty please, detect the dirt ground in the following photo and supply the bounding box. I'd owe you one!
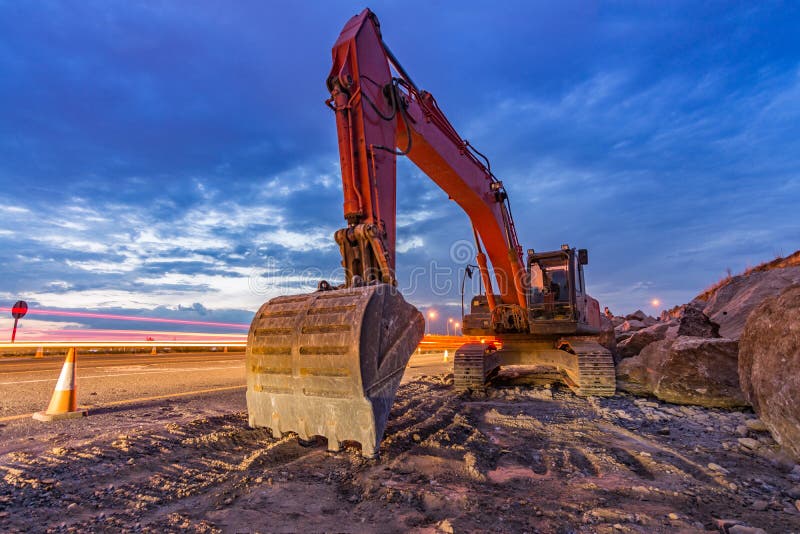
[2,370,800,533]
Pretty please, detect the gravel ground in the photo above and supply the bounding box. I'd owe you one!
[1,371,800,533]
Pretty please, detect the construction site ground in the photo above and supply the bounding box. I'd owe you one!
[2,356,800,533]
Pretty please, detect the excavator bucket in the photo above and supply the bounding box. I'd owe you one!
[246,284,424,457]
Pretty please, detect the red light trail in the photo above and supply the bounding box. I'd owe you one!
[0,307,249,329]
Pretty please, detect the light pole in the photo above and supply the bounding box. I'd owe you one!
[454,321,460,336]
[447,317,454,336]
[427,309,437,335]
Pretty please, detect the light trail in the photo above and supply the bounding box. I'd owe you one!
[0,342,246,349]
[13,328,247,341]
[0,307,249,329]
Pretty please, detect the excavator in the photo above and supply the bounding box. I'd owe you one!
[246,9,615,458]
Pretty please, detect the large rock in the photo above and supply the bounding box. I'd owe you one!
[654,337,745,408]
[616,336,747,408]
[616,321,678,360]
[739,285,800,460]
[703,266,800,340]
[626,310,648,321]
[598,315,617,355]
[616,339,672,396]
[617,319,646,334]
[677,305,720,338]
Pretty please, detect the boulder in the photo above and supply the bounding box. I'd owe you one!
[654,336,745,408]
[616,339,672,396]
[703,266,800,340]
[597,315,617,355]
[626,310,647,321]
[739,285,800,460]
[617,319,646,333]
[616,321,678,360]
[676,305,720,338]
[616,336,747,408]
[642,316,658,327]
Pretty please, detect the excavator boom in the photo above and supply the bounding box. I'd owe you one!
[327,9,527,310]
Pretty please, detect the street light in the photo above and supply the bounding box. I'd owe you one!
[447,317,454,336]
[454,321,460,336]
[427,310,437,335]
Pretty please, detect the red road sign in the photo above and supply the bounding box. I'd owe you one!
[12,300,28,320]
[11,300,27,343]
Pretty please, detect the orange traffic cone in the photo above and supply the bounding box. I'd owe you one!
[35,347,44,358]
[151,346,157,355]
[33,348,88,421]
[223,346,228,353]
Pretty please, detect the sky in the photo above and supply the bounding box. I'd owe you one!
[1,1,799,338]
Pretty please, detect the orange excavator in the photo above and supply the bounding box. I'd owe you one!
[246,9,615,457]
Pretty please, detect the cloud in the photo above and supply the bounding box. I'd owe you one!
[0,1,798,323]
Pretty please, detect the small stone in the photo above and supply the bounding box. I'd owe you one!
[795,500,800,512]
[126,458,134,465]
[746,419,768,432]
[729,526,767,534]
[667,512,679,520]
[658,427,670,436]
[751,499,769,511]
[738,437,759,450]
[437,519,455,533]
[736,425,749,437]
[715,519,743,530]
[67,503,78,510]
[613,523,623,530]
[412,433,421,442]
[708,462,730,475]
[787,485,800,499]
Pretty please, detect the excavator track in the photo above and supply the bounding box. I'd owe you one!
[246,284,424,457]
[558,339,616,397]
[453,342,500,391]
[454,338,616,397]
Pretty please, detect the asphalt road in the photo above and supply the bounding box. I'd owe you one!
[0,351,247,421]
[0,349,451,422]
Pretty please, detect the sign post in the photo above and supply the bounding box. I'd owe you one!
[11,300,28,343]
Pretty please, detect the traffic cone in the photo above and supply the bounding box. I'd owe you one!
[33,348,88,421]
[151,346,157,355]
[223,346,228,353]
[35,347,44,358]
[443,349,449,362]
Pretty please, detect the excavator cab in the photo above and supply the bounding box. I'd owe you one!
[527,246,598,333]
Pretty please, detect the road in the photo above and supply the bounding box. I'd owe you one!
[0,349,451,422]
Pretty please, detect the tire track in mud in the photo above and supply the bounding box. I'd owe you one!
[2,376,800,533]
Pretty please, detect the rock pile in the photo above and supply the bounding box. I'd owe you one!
[614,264,800,411]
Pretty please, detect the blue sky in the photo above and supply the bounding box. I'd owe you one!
[1,1,798,335]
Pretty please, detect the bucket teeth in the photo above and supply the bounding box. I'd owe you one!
[247,284,424,457]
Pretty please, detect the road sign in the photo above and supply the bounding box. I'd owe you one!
[11,300,28,343]
[12,300,28,319]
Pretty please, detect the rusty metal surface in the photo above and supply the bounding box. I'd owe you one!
[246,284,423,457]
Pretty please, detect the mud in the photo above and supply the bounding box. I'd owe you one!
[2,373,800,533]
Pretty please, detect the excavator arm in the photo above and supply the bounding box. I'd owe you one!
[327,9,527,312]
